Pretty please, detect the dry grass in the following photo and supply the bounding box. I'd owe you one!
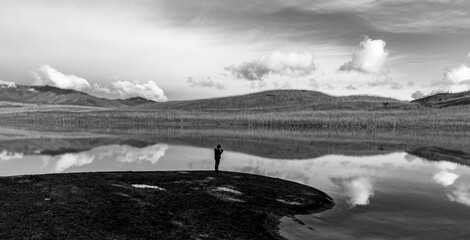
[1,103,470,130]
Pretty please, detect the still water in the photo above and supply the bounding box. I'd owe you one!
[1,128,470,239]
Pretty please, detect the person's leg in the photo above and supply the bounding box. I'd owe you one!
[215,159,220,172]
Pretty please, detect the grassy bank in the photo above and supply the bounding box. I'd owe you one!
[0,171,334,239]
[1,105,470,130]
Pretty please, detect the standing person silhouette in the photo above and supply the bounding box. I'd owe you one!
[214,144,223,172]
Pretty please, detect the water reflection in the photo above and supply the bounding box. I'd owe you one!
[331,176,374,207]
[448,184,470,207]
[3,142,469,209]
[433,162,459,187]
[50,144,169,172]
[1,133,470,239]
[0,150,23,161]
[426,161,470,208]
[433,171,459,186]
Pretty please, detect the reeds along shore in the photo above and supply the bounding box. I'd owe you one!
[1,104,470,130]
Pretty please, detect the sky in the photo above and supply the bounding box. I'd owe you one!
[1,0,470,101]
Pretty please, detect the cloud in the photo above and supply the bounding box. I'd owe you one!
[443,64,470,83]
[0,80,16,88]
[367,76,402,89]
[339,36,389,74]
[187,76,225,90]
[428,64,470,94]
[346,84,357,90]
[111,80,168,102]
[225,51,316,81]
[308,78,319,89]
[30,65,168,101]
[331,176,374,207]
[433,171,459,187]
[32,65,91,91]
[447,183,470,207]
[411,90,425,99]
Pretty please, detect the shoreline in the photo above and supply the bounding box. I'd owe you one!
[0,171,334,239]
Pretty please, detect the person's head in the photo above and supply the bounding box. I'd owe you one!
[217,144,221,148]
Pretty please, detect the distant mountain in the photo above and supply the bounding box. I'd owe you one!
[116,97,156,106]
[411,91,470,108]
[143,89,417,111]
[0,84,154,107]
[0,84,420,111]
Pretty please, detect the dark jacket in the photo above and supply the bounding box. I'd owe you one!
[214,148,223,160]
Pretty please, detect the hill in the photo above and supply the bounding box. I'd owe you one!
[116,96,156,106]
[144,89,416,111]
[0,84,154,107]
[411,91,470,108]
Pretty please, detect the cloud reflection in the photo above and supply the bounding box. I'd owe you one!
[53,144,169,172]
[55,153,95,172]
[433,171,459,187]
[432,161,460,187]
[430,161,470,207]
[0,150,23,161]
[331,176,374,207]
[114,144,169,164]
[447,184,470,207]
[435,161,458,171]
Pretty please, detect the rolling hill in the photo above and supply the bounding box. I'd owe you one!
[0,84,154,107]
[411,91,470,108]
[144,90,417,111]
[3,82,468,111]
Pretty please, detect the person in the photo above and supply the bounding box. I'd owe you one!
[214,144,223,172]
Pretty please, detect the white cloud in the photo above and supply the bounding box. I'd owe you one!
[443,64,470,83]
[112,80,168,102]
[187,76,225,90]
[30,65,168,101]
[428,64,470,94]
[332,176,374,207]
[91,83,112,94]
[411,90,425,99]
[32,65,91,90]
[433,171,459,186]
[226,51,316,81]
[447,183,470,207]
[339,36,389,74]
[0,80,16,88]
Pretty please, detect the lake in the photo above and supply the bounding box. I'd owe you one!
[1,126,470,239]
